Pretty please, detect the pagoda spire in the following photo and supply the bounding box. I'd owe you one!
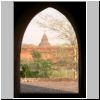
[39,33,51,47]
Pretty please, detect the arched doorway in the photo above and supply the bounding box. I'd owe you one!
[20,7,79,94]
[14,2,86,98]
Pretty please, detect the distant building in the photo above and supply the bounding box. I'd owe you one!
[39,33,51,47]
[21,33,76,67]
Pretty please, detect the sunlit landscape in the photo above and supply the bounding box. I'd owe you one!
[20,7,79,93]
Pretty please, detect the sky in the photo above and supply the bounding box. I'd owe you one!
[22,7,76,46]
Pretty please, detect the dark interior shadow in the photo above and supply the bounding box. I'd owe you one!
[14,2,86,98]
[20,83,74,94]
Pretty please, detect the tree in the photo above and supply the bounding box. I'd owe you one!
[35,12,78,70]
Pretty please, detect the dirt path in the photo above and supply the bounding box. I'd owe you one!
[20,79,78,93]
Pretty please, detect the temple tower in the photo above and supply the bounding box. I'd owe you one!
[39,34,51,47]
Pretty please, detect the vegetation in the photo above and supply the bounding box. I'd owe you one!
[32,50,53,77]
[20,64,33,78]
[32,50,41,60]
[33,60,51,77]
[20,50,78,79]
[20,9,78,79]
[21,50,53,78]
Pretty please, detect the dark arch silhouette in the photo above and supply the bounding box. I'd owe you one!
[14,2,86,98]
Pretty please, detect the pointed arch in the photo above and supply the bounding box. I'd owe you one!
[14,2,86,98]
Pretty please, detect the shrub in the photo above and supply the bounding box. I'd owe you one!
[20,64,32,78]
[33,59,53,78]
[32,50,41,60]
[50,70,67,78]
[31,71,39,78]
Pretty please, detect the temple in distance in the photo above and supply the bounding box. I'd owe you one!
[21,33,75,65]
[39,34,51,47]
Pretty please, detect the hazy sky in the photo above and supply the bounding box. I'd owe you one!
[22,7,75,46]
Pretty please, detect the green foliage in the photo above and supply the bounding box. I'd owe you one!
[31,71,39,78]
[50,69,67,78]
[21,50,53,78]
[31,50,53,78]
[20,64,33,78]
[33,59,53,78]
[40,60,52,71]
[21,49,76,78]
[32,50,41,60]
[20,64,39,78]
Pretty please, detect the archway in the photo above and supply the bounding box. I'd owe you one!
[14,2,86,98]
[20,7,79,94]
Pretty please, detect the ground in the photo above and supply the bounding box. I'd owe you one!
[20,78,78,93]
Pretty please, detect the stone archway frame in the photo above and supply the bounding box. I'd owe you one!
[14,2,86,98]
